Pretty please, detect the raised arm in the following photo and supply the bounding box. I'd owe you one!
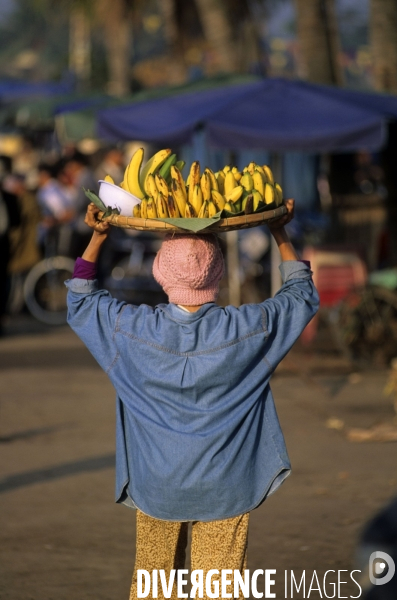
[66,203,124,373]
[81,203,110,264]
[260,199,319,369]
[267,198,298,262]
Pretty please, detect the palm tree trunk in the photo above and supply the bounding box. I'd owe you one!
[370,0,397,93]
[193,0,237,73]
[371,2,397,264]
[97,0,131,97]
[69,5,91,89]
[158,0,179,54]
[294,0,343,85]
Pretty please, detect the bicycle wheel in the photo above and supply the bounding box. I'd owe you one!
[336,286,397,366]
[24,256,75,325]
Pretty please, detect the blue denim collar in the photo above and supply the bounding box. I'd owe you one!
[158,302,219,323]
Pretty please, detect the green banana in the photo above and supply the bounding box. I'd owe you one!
[159,153,177,182]
[240,173,253,192]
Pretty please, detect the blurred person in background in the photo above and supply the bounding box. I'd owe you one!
[6,174,41,276]
[62,153,97,256]
[0,165,21,335]
[36,163,75,256]
[12,137,40,191]
[95,147,125,185]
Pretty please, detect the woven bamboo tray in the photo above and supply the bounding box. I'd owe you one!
[98,205,287,233]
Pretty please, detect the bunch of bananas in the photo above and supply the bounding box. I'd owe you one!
[104,148,284,219]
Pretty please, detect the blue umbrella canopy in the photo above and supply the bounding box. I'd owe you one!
[96,78,391,152]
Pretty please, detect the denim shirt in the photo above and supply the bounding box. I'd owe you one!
[66,261,319,522]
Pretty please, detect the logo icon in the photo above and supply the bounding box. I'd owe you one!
[369,551,395,586]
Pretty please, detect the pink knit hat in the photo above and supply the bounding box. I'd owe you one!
[153,233,225,305]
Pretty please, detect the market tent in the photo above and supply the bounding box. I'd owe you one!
[96,78,392,152]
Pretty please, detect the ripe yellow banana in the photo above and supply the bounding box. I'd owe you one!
[231,167,242,182]
[146,173,159,199]
[104,175,115,184]
[215,170,225,194]
[140,149,172,195]
[207,200,218,218]
[211,189,225,211]
[188,162,200,204]
[171,179,187,216]
[255,165,266,177]
[198,200,209,218]
[252,169,266,197]
[253,192,263,212]
[204,168,218,192]
[155,174,169,197]
[264,182,275,205]
[167,194,180,218]
[200,172,211,202]
[125,147,145,199]
[146,197,158,218]
[191,184,203,215]
[262,165,274,185]
[251,190,263,212]
[223,165,231,174]
[140,198,148,218]
[247,162,256,175]
[224,172,238,197]
[170,166,186,196]
[274,183,283,206]
[225,185,243,203]
[224,201,235,213]
[185,201,196,218]
[156,192,169,218]
[133,203,141,217]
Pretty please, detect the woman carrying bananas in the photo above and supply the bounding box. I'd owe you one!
[66,199,319,600]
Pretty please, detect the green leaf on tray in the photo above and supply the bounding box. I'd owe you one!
[83,188,107,211]
[83,188,120,219]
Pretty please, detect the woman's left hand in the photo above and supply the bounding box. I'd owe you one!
[84,203,110,235]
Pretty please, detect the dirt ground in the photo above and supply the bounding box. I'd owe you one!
[0,318,396,599]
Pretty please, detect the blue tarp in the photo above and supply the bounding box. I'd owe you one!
[297,80,397,120]
[96,78,394,152]
[0,79,73,102]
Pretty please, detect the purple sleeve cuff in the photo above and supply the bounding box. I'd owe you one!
[298,260,311,268]
[72,257,97,280]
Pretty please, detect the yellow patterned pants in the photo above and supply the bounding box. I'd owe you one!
[129,510,250,600]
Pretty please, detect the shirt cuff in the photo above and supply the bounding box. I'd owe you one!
[65,278,98,294]
[279,260,312,283]
[72,257,97,280]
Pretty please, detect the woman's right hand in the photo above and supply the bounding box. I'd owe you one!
[84,203,110,235]
[267,199,295,232]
